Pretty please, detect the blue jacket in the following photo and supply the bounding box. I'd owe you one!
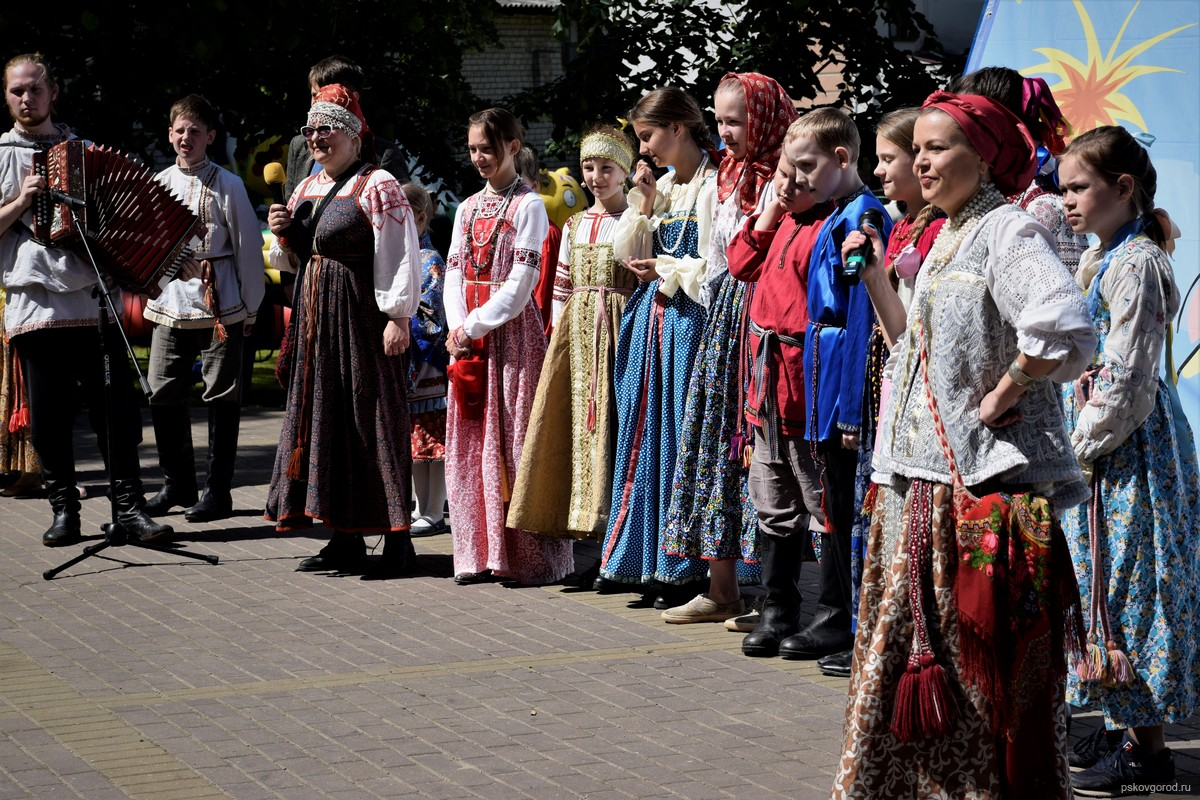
[802,188,892,442]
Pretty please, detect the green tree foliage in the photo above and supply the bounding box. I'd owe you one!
[0,1,498,194]
[507,0,957,169]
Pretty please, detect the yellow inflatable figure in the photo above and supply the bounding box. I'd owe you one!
[536,167,586,230]
[240,136,288,206]
[262,231,283,286]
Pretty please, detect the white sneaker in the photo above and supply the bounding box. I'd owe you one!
[661,594,746,624]
[724,608,760,632]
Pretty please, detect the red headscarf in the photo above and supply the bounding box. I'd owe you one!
[1020,76,1070,155]
[921,91,1035,197]
[716,73,798,214]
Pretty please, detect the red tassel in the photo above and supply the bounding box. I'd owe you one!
[729,432,745,461]
[8,407,29,433]
[862,482,880,516]
[213,322,228,342]
[890,665,921,742]
[585,397,596,432]
[286,446,304,480]
[917,657,957,737]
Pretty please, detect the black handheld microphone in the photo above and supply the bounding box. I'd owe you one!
[842,207,886,284]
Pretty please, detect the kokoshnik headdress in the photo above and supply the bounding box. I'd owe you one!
[579,129,634,174]
[307,83,368,137]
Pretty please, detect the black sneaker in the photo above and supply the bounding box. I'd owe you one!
[1070,726,1123,771]
[1071,732,1175,797]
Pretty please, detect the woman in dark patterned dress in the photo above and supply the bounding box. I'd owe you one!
[266,84,422,578]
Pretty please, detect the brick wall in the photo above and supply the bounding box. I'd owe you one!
[460,13,569,170]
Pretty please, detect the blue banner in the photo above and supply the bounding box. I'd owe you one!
[969,0,1200,429]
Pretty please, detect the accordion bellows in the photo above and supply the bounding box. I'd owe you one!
[32,140,200,297]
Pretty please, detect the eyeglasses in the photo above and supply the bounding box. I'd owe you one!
[300,125,335,140]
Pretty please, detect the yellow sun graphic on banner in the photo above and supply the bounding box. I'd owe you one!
[1024,0,1196,133]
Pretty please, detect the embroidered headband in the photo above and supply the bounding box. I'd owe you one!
[307,83,367,136]
[580,130,633,174]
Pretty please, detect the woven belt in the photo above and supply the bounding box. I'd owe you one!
[749,318,804,459]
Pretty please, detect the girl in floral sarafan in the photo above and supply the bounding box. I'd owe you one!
[1056,125,1199,797]
[659,73,797,625]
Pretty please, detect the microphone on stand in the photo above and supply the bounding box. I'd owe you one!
[47,189,87,209]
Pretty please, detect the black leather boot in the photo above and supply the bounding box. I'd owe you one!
[42,478,82,547]
[185,403,239,522]
[298,532,367,572]
[115,479,174,542]
[816,648,853,678]
[145,405,198,516]
[361,532,417,580]
[780,530,853,659]
[742,533,804,657]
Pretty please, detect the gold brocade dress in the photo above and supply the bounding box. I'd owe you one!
[507,210,636,539]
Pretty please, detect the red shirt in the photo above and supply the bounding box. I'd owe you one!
[533,221,562,338]
[728,204,832,436]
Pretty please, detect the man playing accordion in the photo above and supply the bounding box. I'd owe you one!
[0,52,172,547]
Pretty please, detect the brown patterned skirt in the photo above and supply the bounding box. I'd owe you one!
[833,480,1071,799]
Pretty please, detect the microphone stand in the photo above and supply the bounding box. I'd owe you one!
[43,202,219,580]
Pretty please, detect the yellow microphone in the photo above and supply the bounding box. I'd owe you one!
[264,162,287,205]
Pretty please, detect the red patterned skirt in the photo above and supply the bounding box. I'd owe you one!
[411,409,446,461]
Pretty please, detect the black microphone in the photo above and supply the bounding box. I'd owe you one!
[47,189,86,210]
[842,207,886,284]
[284,200,314,259]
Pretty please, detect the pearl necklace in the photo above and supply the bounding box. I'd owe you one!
[656,151,712,256]
[925,183,1005,269]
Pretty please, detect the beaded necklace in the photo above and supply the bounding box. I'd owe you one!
[470,175,523,247]
[655,151,711,256]
[467,176,522,273]
[925,183,1005,270]
[14,122,69,146]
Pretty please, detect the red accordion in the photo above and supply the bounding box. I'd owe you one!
[32,140,200,296]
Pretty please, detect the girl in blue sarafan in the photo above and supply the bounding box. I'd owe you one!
[1056,124,1200,797]
[596,87,720,601]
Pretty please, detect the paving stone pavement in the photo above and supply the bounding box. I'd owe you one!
[0,406,1197,799]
